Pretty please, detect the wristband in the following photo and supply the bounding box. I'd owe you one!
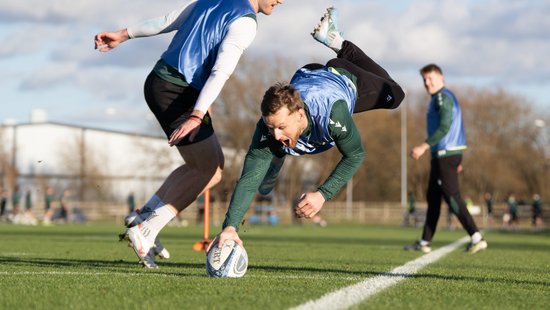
[188,115,203,124]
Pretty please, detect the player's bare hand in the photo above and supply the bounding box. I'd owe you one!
[295,191,325,218]
[168,119,201,146]
[207,226,243,253]
[94,29,129,52]
[410,143,429,160]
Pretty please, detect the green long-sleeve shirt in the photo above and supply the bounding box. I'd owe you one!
[426,91,453,146]
[426,89,465,158]
[223,101,365,230]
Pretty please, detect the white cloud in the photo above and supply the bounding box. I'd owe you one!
[0,0,549,132]
[20,62,77,90]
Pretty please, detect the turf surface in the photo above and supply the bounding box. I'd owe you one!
[0,223,548,309]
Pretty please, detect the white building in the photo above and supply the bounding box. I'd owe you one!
[0,120,183,206]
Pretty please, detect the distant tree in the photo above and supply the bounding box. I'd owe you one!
[138,53,549,205]
[57,130,115,202]
[459,88,549,200]
[0,126,19,191]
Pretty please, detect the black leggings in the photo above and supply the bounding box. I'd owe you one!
[303,41,404,113]
[422,155,479,241]
[144,72,214,146]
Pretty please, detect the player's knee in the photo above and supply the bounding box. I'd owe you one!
[210,167,223,186]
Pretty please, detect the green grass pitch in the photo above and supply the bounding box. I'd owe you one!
[0,223,548,309]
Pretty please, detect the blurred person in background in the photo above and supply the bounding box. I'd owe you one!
[55,189,71,224]
[531,193,542,231]
[9,185,21,223]
[484,191,494,229]
[505,192,519,230]
[43,186,55,225]
[23,188,38,225]
[0,187,7,221]
[126,192,136,216]
[404,64,487,254]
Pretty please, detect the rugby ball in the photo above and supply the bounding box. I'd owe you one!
[206,239,248,278]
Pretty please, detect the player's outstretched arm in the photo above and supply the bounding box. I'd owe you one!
[317,101,365,200]
[94,2,197,53]
[94,29,129,52]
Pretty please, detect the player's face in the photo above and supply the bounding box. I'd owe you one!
[422,71,445,95]
[257,0,284,15]
[263,106,305,148]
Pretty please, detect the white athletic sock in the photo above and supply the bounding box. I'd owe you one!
[419,240,430,246]
[139,205,176,244]
[138,195,162,220]
[471,232,482,244]
[328,32,344,53]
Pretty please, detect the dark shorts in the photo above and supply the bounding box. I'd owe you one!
[144,71,214,146]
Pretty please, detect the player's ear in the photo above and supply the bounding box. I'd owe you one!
[298,107,306,119]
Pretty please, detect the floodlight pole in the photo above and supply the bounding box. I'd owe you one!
[534,119,548,197]
[400,99,407,209]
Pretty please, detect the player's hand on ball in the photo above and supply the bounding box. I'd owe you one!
[295,191,325,218]
[207,226,243,253]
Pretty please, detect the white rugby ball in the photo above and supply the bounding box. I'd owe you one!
[206,239,248,278]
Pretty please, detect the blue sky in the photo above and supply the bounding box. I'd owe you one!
[1,0,549,134]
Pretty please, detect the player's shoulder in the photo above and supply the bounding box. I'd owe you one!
[436,89,454,106]
[330,100,350,118]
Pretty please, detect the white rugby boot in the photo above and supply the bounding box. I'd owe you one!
[121,210,170,261]
[126,226,157,269]
[311,7,343,49]
[149,237,170,260]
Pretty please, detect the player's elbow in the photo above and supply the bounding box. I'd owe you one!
[350,149,366,166]
[210,69,231,83]
[358,150,366,164]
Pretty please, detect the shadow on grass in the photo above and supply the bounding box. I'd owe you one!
[1,256,548,288]
[0,256,204,276]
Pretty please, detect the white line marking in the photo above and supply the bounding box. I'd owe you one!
[290,236,470,310]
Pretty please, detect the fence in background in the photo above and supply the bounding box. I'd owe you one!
[7,199,546,231]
